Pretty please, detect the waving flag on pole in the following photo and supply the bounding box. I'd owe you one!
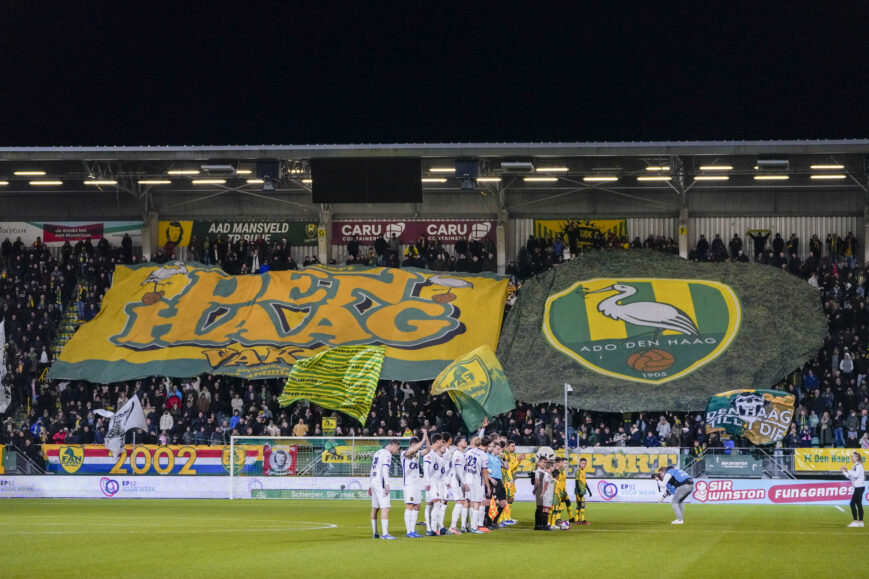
[278,345,385,424]
[94,395,148,457]
[705,389,795,445]
[431,345,515,431]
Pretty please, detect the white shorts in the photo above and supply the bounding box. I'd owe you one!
[468,481,485,503]
[427,483,443,501]
[403,483,422,505]
[451,480,467,501]
[371,487,390,509]
[439,483,449,502]
[542,491,553,509]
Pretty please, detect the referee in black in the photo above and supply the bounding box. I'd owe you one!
[484,439,508,529]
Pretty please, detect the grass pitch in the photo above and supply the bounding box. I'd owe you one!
[0,499,865,578]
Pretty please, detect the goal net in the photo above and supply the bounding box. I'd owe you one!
[228,436,410,499]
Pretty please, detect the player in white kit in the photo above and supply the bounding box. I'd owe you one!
[464,435,491,534]
[368,439,400,539]
[436,433,452,535]
[422,433,446,536]
[401,430,429,538]
[448,435,470,534]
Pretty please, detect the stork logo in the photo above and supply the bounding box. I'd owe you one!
[542,278,741,384]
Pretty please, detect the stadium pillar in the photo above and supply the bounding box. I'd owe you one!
[142,212,159,261]
[497,210,508,275]
[678,207,689,260]
[864,205,869,265]
[318,205,332,264]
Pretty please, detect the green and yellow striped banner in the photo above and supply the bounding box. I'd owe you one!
[278,345,385,424]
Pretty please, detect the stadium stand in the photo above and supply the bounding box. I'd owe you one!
[3,228,869,472]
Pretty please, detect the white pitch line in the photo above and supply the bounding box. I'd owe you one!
[0,523,338,536]
[836,506,846,512]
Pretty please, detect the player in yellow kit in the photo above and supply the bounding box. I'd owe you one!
[498,439,519,525]
[549,457,573,527]
[573,457,591,525]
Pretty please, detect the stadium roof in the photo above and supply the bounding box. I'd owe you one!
[0,140,866,200]
[0,139,868,160]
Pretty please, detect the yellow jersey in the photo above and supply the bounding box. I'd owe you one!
[502,451,519,483]
[574,468,588,496]
[555,469,567,496]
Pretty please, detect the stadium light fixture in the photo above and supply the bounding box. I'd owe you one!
[29,180,63,186]
[84,180,118,186]
[637,176,672,182]
[138,180,172,185]
[421,178,447,183]
[523,176,558,182]
[0,181,8,186]
[301,178,313,184]
[693,175,729,181]
[14,170,46,176]
[191,179,226,185]
[753,175,789,181]
[236,169,252,175]
[475,177,502,183]
[810,164,845,170]
[698,165,733,171]
[645,166,670,171]
[167,169,200,175]
[246,178,265,184]
[429,167,455,173]
[583,176,618,182]
[810,174,847,180]
[535,166,569,172]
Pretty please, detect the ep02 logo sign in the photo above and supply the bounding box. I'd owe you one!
[100,477,120,497]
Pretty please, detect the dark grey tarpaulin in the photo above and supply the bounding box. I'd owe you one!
[498,250,827,412]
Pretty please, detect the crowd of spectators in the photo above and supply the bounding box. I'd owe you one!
[4,227,869,472]
[158,234,322,274]
[512,229,678,279]
[343,233,498,273]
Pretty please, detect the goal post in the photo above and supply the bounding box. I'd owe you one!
[228,435,411,500]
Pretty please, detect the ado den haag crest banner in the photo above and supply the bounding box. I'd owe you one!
[543,278,741,384]
[50,263,507,383]
[498,250,826,411]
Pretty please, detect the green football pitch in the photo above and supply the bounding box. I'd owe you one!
[0,499,865,578]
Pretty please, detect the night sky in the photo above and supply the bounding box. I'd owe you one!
[0,1,866,146]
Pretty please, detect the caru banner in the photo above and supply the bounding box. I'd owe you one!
[332,219,496,245]
[49,263,507,382]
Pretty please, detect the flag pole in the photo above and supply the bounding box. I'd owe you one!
[564,383,571,475]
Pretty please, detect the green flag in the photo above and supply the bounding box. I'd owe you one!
[705,389,795,445]
[278,345,385,424]
[431,345,516,431]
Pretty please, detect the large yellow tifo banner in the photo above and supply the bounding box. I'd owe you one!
[533,219,627,247]
[794,448,869,472]
[49,264,508,382]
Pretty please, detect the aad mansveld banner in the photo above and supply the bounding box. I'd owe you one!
[332,219,496,245]
[157,220,320,248]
